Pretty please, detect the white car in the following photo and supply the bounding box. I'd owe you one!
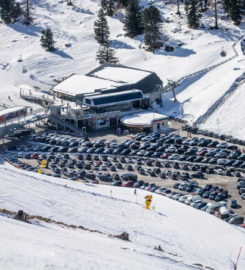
[179,195,189,203]
[184,195,194,205]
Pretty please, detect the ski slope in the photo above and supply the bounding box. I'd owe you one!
[0,160,245,270]
[159,50,245,124]
[201,81,245,139]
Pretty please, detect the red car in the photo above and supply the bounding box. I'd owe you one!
[161,153,169,159]
[31,153,39,159]
[122,181,134,188]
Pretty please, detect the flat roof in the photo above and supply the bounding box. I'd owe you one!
[0,106,27,117]
[90,66,151,84]
[52,74,121,97]
[121,111,168,127]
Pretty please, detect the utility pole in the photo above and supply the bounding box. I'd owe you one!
[168,80,178,102]
[216,118,219,135]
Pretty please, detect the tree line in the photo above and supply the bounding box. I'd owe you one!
[1,0,244,57]
[0,0,32,24]
[94,0,164,64]
[184,0,244,28]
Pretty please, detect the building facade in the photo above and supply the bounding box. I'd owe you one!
[49,64,164,132]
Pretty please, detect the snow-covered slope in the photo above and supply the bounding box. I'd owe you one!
[201,81,245,139]
[159,51,245,123]
[0,0,242,108]
[1,0,245,137]
[1,160,245,270]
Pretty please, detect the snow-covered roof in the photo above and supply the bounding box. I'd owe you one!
[121,111,168,127]
[0,106,27,117]
[19,84,35,91]
[89,66,152,84]
[52,75,121,97]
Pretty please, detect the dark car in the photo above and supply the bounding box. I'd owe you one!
[229,216,244,225]
[112,181,122,186]
[231,200,238,209]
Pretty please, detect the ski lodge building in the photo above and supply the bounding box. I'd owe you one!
[121,111,169,133]
[50,64,167,132]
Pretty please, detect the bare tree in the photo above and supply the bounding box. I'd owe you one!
[214,0,219,29]
[24,0,32,25]
[177,0,181,15]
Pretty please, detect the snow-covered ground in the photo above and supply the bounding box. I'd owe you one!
[1,159,245,269]
[201,82,245,139]
[158,51,245,123]
[1,1,245,268]
[0,0,243,116]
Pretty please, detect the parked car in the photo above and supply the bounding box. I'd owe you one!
[229,216,244,225]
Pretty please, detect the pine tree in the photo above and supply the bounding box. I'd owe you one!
[0,0,16,24]
[222,0,242,25]
[143,6,163,51]
[40,28,56,51]
[199,0,209,12]
[124,0,143,38]
[96,42,119,64]
[185,0,202,29]
[117,0,130,8]
[11,2,22,22]
[229,0,242,25]
[94,8,110,45]
[222,0,230,13]
[101,0,115,16]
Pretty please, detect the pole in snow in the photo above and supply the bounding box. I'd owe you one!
[234,246,243,270]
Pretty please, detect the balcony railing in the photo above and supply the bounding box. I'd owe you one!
[59,108,143,121]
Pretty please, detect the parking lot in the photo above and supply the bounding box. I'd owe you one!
[3,124,245,225]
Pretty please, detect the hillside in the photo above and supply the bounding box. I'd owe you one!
[0,0,244,115]
[201,81,245,139]
[1,159,245,270]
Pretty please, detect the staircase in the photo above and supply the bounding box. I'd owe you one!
[49,115,82,135]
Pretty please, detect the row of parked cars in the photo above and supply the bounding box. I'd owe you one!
[134,133,245,169]
[18,131,245,172]
[5,138,245,225]
[237,178,245,200]
[182,125,245,146]
[172,181,230,203]
[112,176,243,225]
